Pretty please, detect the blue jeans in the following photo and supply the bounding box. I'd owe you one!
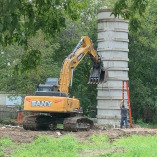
[120,117,128,128]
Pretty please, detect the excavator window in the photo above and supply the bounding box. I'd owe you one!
[37,87,52,91]
[45,78,58,85]
[35,84,67,97]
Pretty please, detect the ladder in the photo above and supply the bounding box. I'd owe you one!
[122,81,133,127]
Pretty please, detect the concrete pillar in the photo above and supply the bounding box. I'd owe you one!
[96,9,129,127]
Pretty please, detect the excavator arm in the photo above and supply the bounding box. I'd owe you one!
[58,36,105,96]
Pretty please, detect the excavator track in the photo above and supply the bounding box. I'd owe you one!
[63,117,94,132]
[23,115,57,131]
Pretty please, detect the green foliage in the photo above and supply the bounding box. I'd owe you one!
[113,0,148,18]
[0,0,87,47]
[90,134,109,142]
[57,124,63,129]
[113,0,149,30]
[20,49,41,72]
[2,118,11,125]
[1,134,157,157]
[12,135,79,157]
[0,32,60,94]
[0,137,15,156]
[129,1,157,123]
[137,119,157,129]
[12,134,110,156]
[81,134,110,150]
[111,135,157,157]
[0,0,88,71]
[1,118,16,125]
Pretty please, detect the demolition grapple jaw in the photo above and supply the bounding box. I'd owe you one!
[88,60,107,84]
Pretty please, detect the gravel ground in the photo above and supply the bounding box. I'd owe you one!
[0,125,157,144]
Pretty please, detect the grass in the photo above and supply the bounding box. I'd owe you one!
[0,134,157,157]
[1,118,16,125]
[101,135,157,157]
[12,135,79,157]
[137,120,157,128]
[82,134,110,150]
[57,123,63,129]
[12,134,110,157]
[0,137,15,157]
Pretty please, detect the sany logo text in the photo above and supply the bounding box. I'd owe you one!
[31,101,53,107]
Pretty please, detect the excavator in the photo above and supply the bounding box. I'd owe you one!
[23,36,106,131]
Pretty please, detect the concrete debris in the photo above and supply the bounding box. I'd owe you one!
[56,131,62,136]
[4,125,22,128]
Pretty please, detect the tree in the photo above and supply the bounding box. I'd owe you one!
[129,0,157,123]
[113,0,149,30]
[0,31,60,94]
[0,0,87,47]
[0,0,88,71]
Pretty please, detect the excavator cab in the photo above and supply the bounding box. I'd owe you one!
[35,84,67,97]
[35,77,67,97]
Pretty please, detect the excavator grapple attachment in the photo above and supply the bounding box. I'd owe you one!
[88,60,106,84]
[63,117,94,131]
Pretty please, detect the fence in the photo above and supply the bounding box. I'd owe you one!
[0,106,18,121]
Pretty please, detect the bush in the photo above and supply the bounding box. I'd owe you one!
[2,118,16,125]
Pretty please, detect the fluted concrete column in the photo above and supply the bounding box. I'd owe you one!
[96,9,129,126]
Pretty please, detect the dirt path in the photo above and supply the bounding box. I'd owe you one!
[0,126,157,144]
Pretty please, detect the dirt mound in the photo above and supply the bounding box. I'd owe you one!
[0,126,157,144]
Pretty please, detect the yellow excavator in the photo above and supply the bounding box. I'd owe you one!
[23,36,106,131]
